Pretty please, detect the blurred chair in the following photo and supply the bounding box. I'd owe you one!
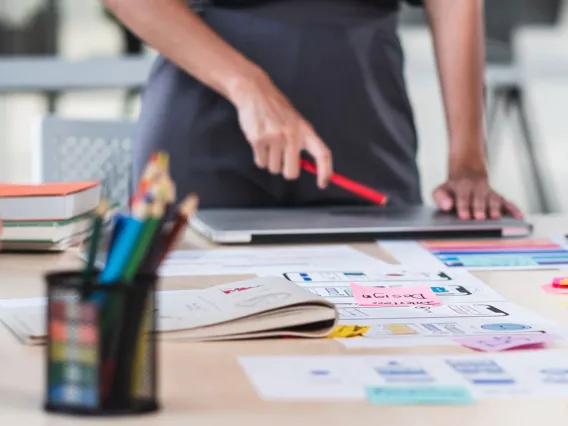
[0,0,57,55]
[34,116,136,208]
[0,56,153,114]
[399,0,564,213]
[483,0,563,214]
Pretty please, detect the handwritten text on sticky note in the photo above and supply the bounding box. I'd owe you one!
[350,284,441,307]
[366,386,475,405]
[454,334,559,352]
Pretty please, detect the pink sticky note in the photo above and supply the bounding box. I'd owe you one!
[552,277,568,286]
[454,334,559,352]
[542,284,568,295]
[350,283,441,307]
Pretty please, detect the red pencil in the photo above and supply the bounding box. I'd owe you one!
[300,159,388,205]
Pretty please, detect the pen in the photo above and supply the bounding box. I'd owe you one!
[300,159,388,205]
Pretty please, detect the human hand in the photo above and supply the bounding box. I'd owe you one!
[228,71,333,188]
[433,168,523,220]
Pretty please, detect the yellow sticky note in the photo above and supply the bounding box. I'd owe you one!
[327,325,370,338]
[387,324,417,335]
[560,301,568,307]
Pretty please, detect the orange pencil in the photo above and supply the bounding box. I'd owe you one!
[131,151,172,205]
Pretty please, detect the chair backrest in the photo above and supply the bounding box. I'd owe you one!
[35,116,136,208]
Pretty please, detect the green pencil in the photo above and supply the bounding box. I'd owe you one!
[121,201,165,282]
[83,199,109,282]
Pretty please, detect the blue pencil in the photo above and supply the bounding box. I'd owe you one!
[100,218,145,284]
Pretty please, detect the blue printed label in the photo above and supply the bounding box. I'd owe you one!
[366,386,475,405]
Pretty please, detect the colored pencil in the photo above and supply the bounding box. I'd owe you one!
[100,201,155,400]
[157,194,199,267]
[140,181,176,274]
[130,153,164,206]
[157,152,169,170]
[130,295,152,397]
[106,212,126,265]
[82,199,108,282]
[300,159,388,205]
[98,202,148,285]
[106,203,167,402]
[122,202,165,282]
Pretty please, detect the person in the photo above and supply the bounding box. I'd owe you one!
[103,0,523,221]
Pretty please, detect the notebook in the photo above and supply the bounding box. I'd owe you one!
[1,213,93,243]
[0,277,338,344]
[0,181,101,221]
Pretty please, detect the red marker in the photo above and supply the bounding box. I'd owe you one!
[300,159,388,205]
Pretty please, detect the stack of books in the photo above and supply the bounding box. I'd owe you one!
[0,181,102,251]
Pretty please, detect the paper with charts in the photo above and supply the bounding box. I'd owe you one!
[263,267,568,347]
[379,239,568,270]
[157,245,385,276]
[239,351,568,400]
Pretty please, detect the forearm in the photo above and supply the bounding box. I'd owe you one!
[424,0,486,174]
[102,0,264,101]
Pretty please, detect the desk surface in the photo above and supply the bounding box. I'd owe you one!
[1,214,568,425]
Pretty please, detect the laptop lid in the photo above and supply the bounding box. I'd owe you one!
[191,205,532,244]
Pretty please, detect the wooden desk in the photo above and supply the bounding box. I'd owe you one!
[1,214,568,425]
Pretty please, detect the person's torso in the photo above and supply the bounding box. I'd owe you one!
[191,0,423,12]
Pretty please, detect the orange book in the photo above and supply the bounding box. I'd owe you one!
[0,181,99,198]
[0,181,101,221]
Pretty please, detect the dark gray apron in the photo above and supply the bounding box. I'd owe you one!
[133,0,422,208]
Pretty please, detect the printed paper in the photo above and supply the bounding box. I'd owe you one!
[380,239,568,270]
[350,284,440,307]
[366,386,475,405]
[158,246,385,276]
[239,351,568,401]
[263,267,506,304]
[454,334,560,352]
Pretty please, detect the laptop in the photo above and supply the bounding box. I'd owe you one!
[191,205,532,244]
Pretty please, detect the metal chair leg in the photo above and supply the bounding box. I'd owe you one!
[509,87,553,213]
[486,88,507,168]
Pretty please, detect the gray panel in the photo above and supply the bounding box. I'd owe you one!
[399,0,563,64]
[39,116,136,208]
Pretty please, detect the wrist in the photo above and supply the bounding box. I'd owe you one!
[448,148,487,179]
[220,65,270,107]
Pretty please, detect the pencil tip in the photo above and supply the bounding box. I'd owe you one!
[95,199,109,216]
[180,194,199,217]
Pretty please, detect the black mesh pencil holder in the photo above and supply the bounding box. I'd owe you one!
[44,271,160,416]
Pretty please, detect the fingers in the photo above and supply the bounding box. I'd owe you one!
[488,193,502,219]
[432,185,454,212]
[504,199,524,219]
[472,185,490,220]
[283,143,300,180]
[434,175,523,221]
[267,136,284,175]
[305,131,332,189]
[455,183,474,220]
[252,142,269,169]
